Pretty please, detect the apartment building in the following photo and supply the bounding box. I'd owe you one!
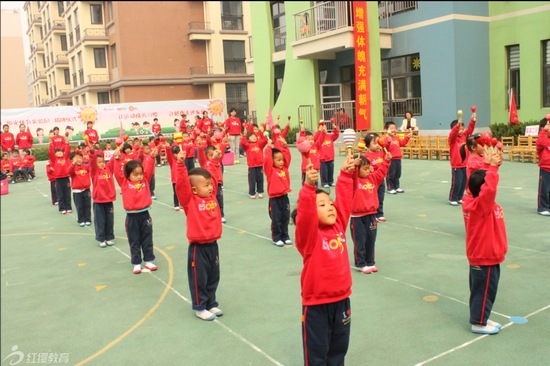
[24,1,255,118]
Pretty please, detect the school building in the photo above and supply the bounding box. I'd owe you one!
[249,1,550,134]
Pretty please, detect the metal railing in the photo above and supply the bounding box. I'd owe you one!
[188,21,212,31]
[190,66,213,75]
[88,74,109,83]
[294,1,352,41]
[383,97,422,118]
[75,25,80,42]
[56,54,68,63]
[321,100,356,131]
[378,1,418,28]
[273,25,286,52]
[83,28,107,38]
[78,69,84,84]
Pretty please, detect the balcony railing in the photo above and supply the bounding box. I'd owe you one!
[78,69,84,84]
[30,15,42,25]
[321,100,356,131]
[273,25,286,52]
[383,97,422,118]
[188,21,211,31]
[37,71,46,79]
[190,66,213,75]
[88,74,109,83]
[294,1,353,41]
[55,54,68,63]
[83,28,107,38]
[58,89,70,96]
[378,1,418,28]
[52,20,65,30]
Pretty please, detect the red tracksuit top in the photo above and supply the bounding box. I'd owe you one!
[1,132,15,152]
[198,146,223,184]
[46,161,55,182]
[1,159,11,173]
[83,129,99,144]
[50,135,66,150]
[536,129,550,172]
[165,147,178,184]
[381,134,410,160]
[462,166,508,266]
[9,157,22,170]
[314,129,340,162]
[298,131,320,173]
[89,152,116,203]
[241,135,268,168]
[351,159,390,217]
[197,118,214,134]
[21,155,36,168]
[466,153,488,179]
[68,163,91,190]
[449,118,476,168]
[16,131,33,149]
[48,144,71,179]
[363,150,386,171]
[175,161,221,244]
[264,145,291,198]
[181,139,196,158]
[152,123,161,135]
[295,171,353,306]
[113,157,153,212]
[225,116,242,135]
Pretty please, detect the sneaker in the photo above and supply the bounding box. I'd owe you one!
[377,217,387,222]
[323,184,330,188]
[152,196,157,200]
[538,211,550,216]
[257,193,264,199]
[370,265,379,273]
[234,159,240,164]
[331,183,336,186]
[157,164,161,167]
[10,181,15,184]
[98,242,107,248]
[359,266,375,274]
[487,319,502,329]
[221,217,227,223]
[105,240,115,246]
[79,222,85,227]
[145,262,157,271]
[174,206,181,211]
[85,222,91,226]
[273,240,284,247]
[471,324,500,335]
[61,210,67,215]
[249,195,256,199]
[67,210,72,213]
[396,188,405,193]
[209,307,224,317]
[458,200,463,204]
[284,239,293,245]
[195,309,216,321]
[32,176,36,179]
[27,178,31,182]
[388,190,397,194]
[133,265,142,274]
[449,201,459,206]
[54,202,59,205]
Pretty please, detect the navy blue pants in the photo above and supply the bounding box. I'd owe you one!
[538,168,550,212]
[320,160,335,186]
[377,181,385,217]
[449,167,467,202]
[172,183,180,207]
[469,264,500,325]
[351,215,378,267]
[50,181,58,205]
[217,183,224,218]
[149,174,155,196]
[188,241,220,311]
[73,189,91,224]
[248,166,264,196]
[125,211,155,265]
[185,157,195,173]
[93,202,114,243]
[11,168,27,182]
[387,159,402,191]
[302,298,351,366]
[269,194,290,242]
[22,167,35,179]
[55,177,72,212]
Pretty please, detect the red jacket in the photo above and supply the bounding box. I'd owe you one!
[225,116,242,135]
[198,146,223,184]
[295,171,353,306]
[298,131,320,173]
[363,150,386,171]
[466,153,488,180]
[175,161,221,244]
[21,154,36,168]
[314,129,339,162]
[50,135,67,150]
[181,140,196,158]
[536,129,550,172]
[9,157,23,170]
[264,145,291,198]
[83,128,99,144]
[351,159,390,216]
[1,132,15,152]
[16,131,33,149]
[165,147,179,184]
[152,122,161,135]
[383,134,410,160]
[197,118,214,134]
[113,157,153,212]
[1,159,11,173]
[46,161,55,182]
[48,144,71,179]
[68,163,91,190]
[462,166,508,266]
[89,152,116,203]
[449,118,476,168]
[240,135,268,168]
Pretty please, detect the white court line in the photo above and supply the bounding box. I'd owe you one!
[385,221,458,237]
[415,304,550,366]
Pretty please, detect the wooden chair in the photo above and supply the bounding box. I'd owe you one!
[500,136,514,161]
[437,136,450,160]
[510,135,537,163]
[402,135,419,159]
[419,136,438,160]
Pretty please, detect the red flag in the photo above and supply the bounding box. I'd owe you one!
[509,89,519,125]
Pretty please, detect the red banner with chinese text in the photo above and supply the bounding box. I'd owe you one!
[353,2,370,130]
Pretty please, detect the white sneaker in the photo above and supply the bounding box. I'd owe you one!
[133,265,142,274]
[323,184,330,188]
[174,206,181,211]
[98,242,107,248]
[105,240,115,246]
[145,262,157,271]
[273,240,284,247]
[388,190,397,194]
[458,200,463,204]
[195,309,216,321]
[449,201,459,206]
[471,324,500,334]
[538,211,550,216]
[487,319,502,329]
[396,188,405,193]
[221,217,227,223]
[284,239,293,245]
[85,222,91,226]
[331,183,336,186]
[151,196,157,200]
[79,222,85,227]
[257,193,264,199]
[209,307,223,316]
[249,195,256,199]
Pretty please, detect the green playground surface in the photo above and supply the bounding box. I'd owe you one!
[1,150,549,366]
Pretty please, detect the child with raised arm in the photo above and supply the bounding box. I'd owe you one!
[198,138,226,223]
[292,155,356,365]
[264,136,292,247]
[362,133,387,221]
[536,117,550,216]
[68,150,92,227]
[240,130,268,198]
[351,151,391,274]
[448,111,476,205]
[48,143,72,214]
[314,121,339,187]
[462,151,507,334]
[112,147,157,274]
[298,126,320,187]
[175,150,224,321]
[89,149,116,247]
[380,121,411,194]
[164,144,182,211]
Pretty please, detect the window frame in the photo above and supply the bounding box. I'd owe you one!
[93,47,107,68]
[381,53,422,117]
[221,1,243,30]
[507,44,520,109]
[543,39,550,108]
[90,4,103,25]
[97,92,110,104]
[223,40,246,74]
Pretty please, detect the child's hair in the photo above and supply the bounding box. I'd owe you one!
[171,145,181,154]
[290,189,330,224]
[539,117,549,129]
[86,121,93,126]
[79,142,86,148]
[252,123,259,129]
[54,148,62,153]
[133,137,140,143]
[468,170,487,198]
[384,121,395,129]
[357,155,370,169]
[205,145,216,156]
[365,133,379,148]
[460,133,481,163]
[153,118,158,122]
[124,160,142,179]
[22,148,30,154]
[305,130,313,137]
[69,151,82,160]
[246,131,256,140]
[149,136,155,142]
[450,119,459,129]
[53,126,60,132]
[229,107,237,113]
[2,152,8,158]
[272,147,282,158]
[2,124,8,129]
[122,143,132,152]
[189,167,212,180]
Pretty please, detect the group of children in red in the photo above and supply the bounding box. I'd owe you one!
[1,123,36,183]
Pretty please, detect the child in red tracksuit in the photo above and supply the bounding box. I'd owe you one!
[314,121,339,187]
[363,133,387,221]
[380,121,411,194]
[240,130,268,198]
[89,150,117,247]
[21,149,36,180]
[165,144,182,211]
[175,149,224,321]
[298,126,321,187]
[536,117,550,216]
[48,143,72,214]
[112,147,157,274]
[350,152,391,274]
[448,111,476,205]
[198,139,226,223]
[180,130,196,172]
[462,151,507,335]
[9,150,26,183]
[45,160,58,205]
[264,137,292,247]
[292,156,356,366]
[68,150,91,227]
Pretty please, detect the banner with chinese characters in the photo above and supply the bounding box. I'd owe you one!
[0,99,225,144]
[353,1,370,130]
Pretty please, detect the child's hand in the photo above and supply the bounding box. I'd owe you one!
[305,164,318,185]
[490,152,502,167]
[342,155,355,173]
[471,112,477,121]
[279,136,287,147]
[267,138,272,146]
[385,151,392,160]
[176,150,186,163]
[407,130,413,138]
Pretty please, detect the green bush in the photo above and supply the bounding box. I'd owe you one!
[285,126,301,145]
[489,120,540,144]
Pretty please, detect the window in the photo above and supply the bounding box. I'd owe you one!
[381,53,422,117]
[94,48,106,68]
[90,4,103,24]
[82,94,86,105]
[271,1,286,52]
[225,83,248,118]
[97,92,109,104]
[507,45,520,109]
[64,69,70,84]
[221,1,243,30]
[111,44,117,67]
[107,1,113,22]
[57,1,64,16]
[223,41,246,74]
[60,35,67,51]
[113,89,120,103]
[543,40,550,107]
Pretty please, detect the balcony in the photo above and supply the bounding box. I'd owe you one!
[383,97,422,118]
[52,20,66,31]
[55,54,68,64]
[29,15,42,26]
[37,71,46,80]
[88,74,110,83]
[188,21,214,41]
[291,2,354,60]
[189,66,252,85]
[30,42,44,55]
